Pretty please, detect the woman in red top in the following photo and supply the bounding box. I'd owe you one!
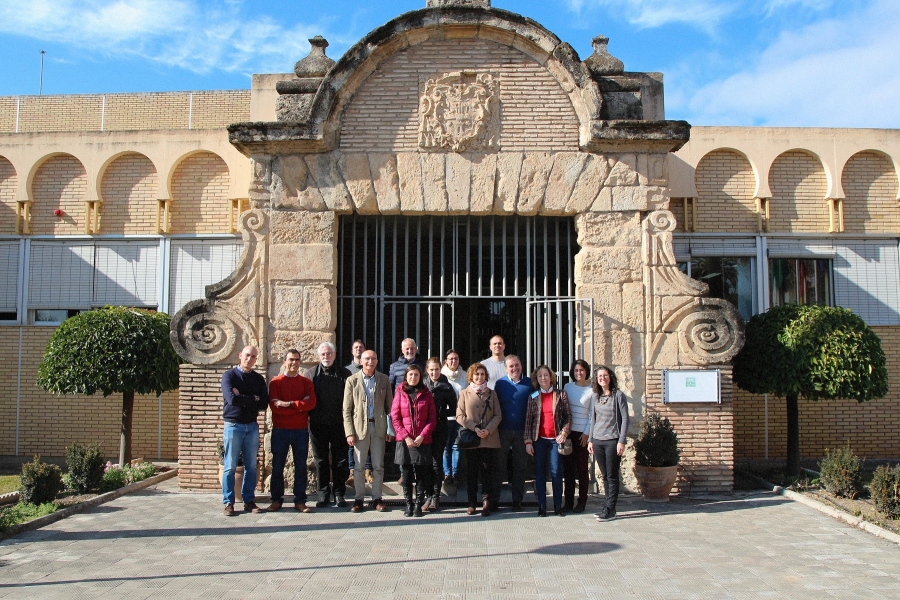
[391,364,437,517]
[524,365,572,516]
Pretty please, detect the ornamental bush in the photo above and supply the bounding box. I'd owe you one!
[633,413,679,467]
[870,464,900,519]
[65,443,106,493]
[819,446,862,499]
[19,456,63,505]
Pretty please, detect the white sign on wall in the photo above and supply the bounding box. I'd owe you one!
[662,369,721,404]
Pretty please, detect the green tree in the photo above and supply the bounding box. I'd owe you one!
[732,304,888,475]
[37,307,181,467]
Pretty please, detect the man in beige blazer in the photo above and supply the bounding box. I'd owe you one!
[344,349,395,512]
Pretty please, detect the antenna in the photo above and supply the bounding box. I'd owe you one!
[39,50,46,95]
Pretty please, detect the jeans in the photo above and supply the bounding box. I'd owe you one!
[222,421,259,505]
[352,432,386,501]
[593,439,622,512]
[533,437,563,510]
[443,420,461,477]
[490,428,526,505]
[270,427,309,504]
[563,430,590,506]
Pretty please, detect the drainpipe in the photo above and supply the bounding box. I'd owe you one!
[16,327,22,455]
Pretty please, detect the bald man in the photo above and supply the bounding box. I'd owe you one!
[221,345,269,516]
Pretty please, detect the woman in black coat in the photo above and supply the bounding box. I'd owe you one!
[423,357,457,511]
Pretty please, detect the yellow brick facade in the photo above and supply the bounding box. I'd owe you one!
[99,153,159,235]
[340,38,580,153]
[692,149,757,232]
[0,156,16,235]
[170,152,231,234]
[0,327,178,460]
[767,150,830,232]
[30,154,88,235]
[842,151,900,234]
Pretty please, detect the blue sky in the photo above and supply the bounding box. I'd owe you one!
[1,0,898,128]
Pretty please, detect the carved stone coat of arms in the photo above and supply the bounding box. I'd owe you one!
[419,71,500,152]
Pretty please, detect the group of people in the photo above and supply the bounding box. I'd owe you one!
[219,335,629,522]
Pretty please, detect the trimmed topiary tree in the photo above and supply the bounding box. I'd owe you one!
[37,307,182,467]
[732,304,887,476]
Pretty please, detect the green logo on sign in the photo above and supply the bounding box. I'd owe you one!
[685,377,696,388]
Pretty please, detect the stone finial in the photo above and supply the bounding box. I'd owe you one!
[426,0,491,7]
[584,35,625,76]
[294,36,335,78]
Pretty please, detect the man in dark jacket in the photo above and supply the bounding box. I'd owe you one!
[221,345,269,516]
[388,338,426,391]
[307,341,352,507]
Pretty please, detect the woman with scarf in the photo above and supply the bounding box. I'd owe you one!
[524,365,572,517]
[441,349,467,486]
[423,357,457,511]
[391,364,437,517]
[456,362,502,516]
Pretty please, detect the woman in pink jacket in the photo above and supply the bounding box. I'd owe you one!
[391,364,437,517]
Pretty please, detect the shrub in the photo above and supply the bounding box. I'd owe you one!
[870,464,900,519]
[633,413,679,467]
[65,443,105,493]
[819,446,863,499]
[0,502,58,532]
[19,456,63,505]
[99,461,158,492]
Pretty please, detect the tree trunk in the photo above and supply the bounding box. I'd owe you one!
[119,390,135,467]
[785,392,800,476]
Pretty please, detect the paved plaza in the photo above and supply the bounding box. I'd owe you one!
[1,477,899,599]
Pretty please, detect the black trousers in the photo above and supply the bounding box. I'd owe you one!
[429,423,448,496]
[465,447,495,507]
[593,439,622,511]
[309,422,349,499]
[563,430,591,505]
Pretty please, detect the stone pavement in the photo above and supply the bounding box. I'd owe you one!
[1,477,899,599]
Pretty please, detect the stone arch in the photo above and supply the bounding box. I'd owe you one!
[0,156,17,234]
[307,9,600,150]
[29,153,88,235]
[99,152,159,234]
[693,149,757,233]
[767,149,828,233]
[169,151,231,234]
[841,150,900,234]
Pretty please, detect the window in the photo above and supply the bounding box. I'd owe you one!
[0,242,19,321]
[168,240,242,314]
[679,257,755,322]
[769,258,832,307]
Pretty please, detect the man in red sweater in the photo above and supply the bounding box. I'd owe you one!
[267,349,317,512]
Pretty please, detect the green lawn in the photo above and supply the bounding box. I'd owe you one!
[0,475,19,495]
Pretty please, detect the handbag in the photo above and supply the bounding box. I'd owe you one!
[557,438,573,456]
[456,396,491,450]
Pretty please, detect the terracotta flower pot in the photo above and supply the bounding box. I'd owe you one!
[633,464,678,502]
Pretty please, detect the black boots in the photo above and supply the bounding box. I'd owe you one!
[414,486,426,517]
[403,480,414,517]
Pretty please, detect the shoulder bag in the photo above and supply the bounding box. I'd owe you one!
[456,396,490,450]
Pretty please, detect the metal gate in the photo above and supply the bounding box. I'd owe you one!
[337,215,585,372]
[526,298,594,380]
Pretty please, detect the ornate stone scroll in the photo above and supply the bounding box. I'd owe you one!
[643,210,745,366]
[170,156,272,365]
[419,72,500,153]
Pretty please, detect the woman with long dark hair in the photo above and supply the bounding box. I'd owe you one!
[456,362,502,516]
[391,364,437,517]
[562,358,592,513]
[586,366,630,521]
[524,365,572,517]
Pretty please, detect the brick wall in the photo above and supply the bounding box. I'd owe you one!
[0,326,179,460]
[99,153,159,234]
[0,156,16,235]
[30,154,87,235]
[768,150,829,233]
[170,152,230,234]
[178,364,266,491]
[694,149,757,232]
[645,368,734,493]
[0,91,250,133]
[734,325,900,460]
[842,151,900,234]
[340,38,579,153]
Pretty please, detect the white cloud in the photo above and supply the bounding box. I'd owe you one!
[564,0,740,30]
[679,0,900,127]
[0,0,327,75]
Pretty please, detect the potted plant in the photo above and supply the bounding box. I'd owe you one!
[632,413,679,502]
[216,440,243,492]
